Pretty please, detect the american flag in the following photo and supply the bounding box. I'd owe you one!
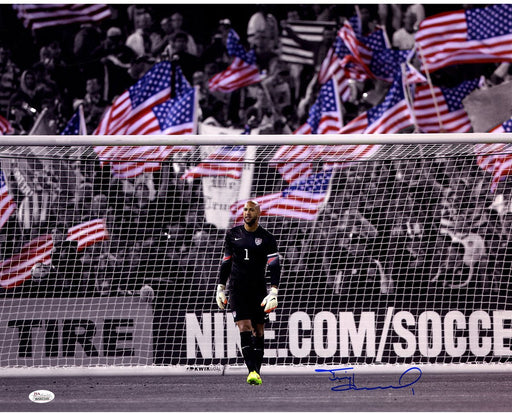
[413,78,480,133]
[280,20,337,66]
[271,144,381,184]
[0,114,13,135]
[94,61,192,135]
[94,144,193,179]
[93,63,196,178]
[295,79,343,135]
[13,4,111,31]
[230,171,332,224]
[208,29,265,93]
[317,31,367,102]
[340,71,414,134]
[0,219,108,288]
[0,170,15,230]
[181,145,246,180]
[477,118,512,192]
[415,4,512,73]
[60,106,87,135]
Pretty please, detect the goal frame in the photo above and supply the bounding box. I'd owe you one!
[1,132,512,377]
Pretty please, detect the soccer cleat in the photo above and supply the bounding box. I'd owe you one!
[246,371,262,385]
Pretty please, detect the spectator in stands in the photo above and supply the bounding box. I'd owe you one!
[91,26,137,101]
[73,77,109,134]
[0,44,20,118]
[169,31,200,83]
[125,10,161,58]
[156,12,198,59]
[200,19,231,70]
[392,9,417,50]
[7,70,39,133]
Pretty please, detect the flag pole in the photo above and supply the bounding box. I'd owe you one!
[400,63,419,133]
[28,107,48,135]
[416,44,445,132]
[192,85,200,135]
[78,104,87,135]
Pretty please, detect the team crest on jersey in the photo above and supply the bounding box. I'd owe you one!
[255,238,262,246]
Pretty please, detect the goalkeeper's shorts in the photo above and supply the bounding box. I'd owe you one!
[229,282,268,324]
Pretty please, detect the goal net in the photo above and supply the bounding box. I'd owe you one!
[1,136,512,374]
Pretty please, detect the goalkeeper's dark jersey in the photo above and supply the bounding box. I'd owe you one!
[218,225,280,289]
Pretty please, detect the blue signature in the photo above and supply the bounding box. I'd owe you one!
[315,367,422,394]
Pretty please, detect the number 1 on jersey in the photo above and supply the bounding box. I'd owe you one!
[244,248,249,261]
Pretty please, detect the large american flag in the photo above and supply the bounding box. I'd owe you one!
[0,170,15,230]
[0,114,13,135]
[13,4,111,31]
[415,4,512,73]
[94,62,193,135]
[340,71,414,134]
[208,29,265,93]
[181,145,246,180]
[477,118,512,192]
[230,171,332,224]
[0,219,108,288]
[93,62,196,178]
[413,78,480,133]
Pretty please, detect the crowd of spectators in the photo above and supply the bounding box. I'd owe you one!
[0,4,511,311]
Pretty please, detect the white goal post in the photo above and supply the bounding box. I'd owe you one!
[1,133,512,377]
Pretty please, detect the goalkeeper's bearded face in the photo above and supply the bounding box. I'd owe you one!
[243,201,260,227]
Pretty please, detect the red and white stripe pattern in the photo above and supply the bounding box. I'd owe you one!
[0,114,13,135]
[339,96,413,134]
[13,4,111,31]
[181,145,246,180]
[0,219,109,288]
[208,57,263,93]
[67,219,109,252]
[415,4,512,73]
[476,119,512,192]
[0,170,15,230]
[94,145,192,179]
[0,234,53,288]
[412,79,479,133]
[271,144,381,183]
[208,29,264,93]
[230,171,332,224]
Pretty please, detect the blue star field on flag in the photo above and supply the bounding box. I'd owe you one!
[370,49,410,81]
[367,73,405,125]
[466,4,512,40]
[152,87,196,131]
[129,62,190,109]
[305,79,339,134]
[226,29,257,65]
[442,79,480,112]
[502,118,512,132]
[60,110,81,135]
[282,170,332,197]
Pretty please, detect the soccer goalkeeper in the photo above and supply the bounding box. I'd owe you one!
[216,200,281,385]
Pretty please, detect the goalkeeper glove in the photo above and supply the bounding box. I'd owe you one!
[261,287,278,313]
[216,284,227,310]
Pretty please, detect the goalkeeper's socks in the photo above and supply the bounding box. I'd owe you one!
[253,335,264,374]
[240,331,256,373]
